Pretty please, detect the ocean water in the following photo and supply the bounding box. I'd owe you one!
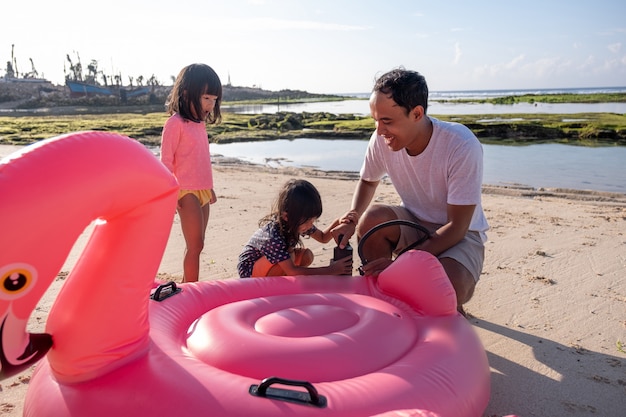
[429,86,626,100]
[346,86,626,100]
[223,86,626,116]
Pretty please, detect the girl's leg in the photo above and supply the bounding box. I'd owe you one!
[250,248,313,277]
[292,248,314,267]
[201,201,210,240]
[177,193,209,282]
[251,257,283,277]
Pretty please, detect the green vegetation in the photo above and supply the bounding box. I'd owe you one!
[0,112,169,145]
[1,92,625,147]
[1,110,625,147]
[436,112,626,146]
[0,111,373,146]
[440,92,626,105]
[222,86,350,105]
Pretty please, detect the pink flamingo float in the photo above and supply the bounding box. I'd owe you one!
[0,131,490,417]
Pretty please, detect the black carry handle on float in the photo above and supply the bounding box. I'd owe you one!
[150,281,182,302]
[249,376,327,408]
[357,220,431,275]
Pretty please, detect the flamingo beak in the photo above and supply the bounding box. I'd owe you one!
[0,318,53,379]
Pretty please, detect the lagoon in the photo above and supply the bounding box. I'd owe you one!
[223,99,626,116]
[211,139,626,194]
[216,87,626,194]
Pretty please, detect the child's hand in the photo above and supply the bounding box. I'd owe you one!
[209,189,217,204]
[330,255,353,276]
[331,222,355,248]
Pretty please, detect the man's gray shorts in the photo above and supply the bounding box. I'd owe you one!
[389,206,484,282]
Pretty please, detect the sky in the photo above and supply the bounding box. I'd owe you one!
[1,0,625,94]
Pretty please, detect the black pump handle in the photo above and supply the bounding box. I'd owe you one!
[357,220,431,266]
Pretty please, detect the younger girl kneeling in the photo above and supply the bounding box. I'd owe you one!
[237,179,353,278]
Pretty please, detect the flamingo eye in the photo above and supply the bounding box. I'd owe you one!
[0,264,37,300]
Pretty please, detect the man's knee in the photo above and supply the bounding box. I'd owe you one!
[356,205,399,260]
[357,204,397,238]
[439,257,476,305]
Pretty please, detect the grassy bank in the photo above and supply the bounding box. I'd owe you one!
[441,92,626,104]
[1,110,625,147]
[441,112,626,145]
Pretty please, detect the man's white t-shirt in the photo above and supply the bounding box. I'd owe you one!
[360,117,489,242]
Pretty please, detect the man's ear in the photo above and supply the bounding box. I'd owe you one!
[411,105,424,121]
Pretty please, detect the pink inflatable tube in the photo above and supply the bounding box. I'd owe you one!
[0,132,490,417]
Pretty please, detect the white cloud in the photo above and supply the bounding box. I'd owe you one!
[580,55,596,68]
[453,43,462,65]
[523,57,565,77]
[599,57,623,72]
[608,43,622,54]
[475,55,526,76]
[220,17,369,32]
[505,55,525,70]
[471,54,576,84]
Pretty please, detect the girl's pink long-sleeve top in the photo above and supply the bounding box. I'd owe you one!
[160,113,214,190]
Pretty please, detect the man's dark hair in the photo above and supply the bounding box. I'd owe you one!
[373,68,429,114]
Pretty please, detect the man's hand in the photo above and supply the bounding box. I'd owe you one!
[358,257,393,277]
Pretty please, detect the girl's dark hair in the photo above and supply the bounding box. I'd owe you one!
[260,179,323,249]
[373,68,429,114]
[167,63,222,124]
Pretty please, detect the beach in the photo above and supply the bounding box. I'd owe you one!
[1,145,625,417]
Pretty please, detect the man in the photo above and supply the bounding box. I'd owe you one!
[332,68,489,313]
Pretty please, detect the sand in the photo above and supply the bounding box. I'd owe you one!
[1,145,625,417]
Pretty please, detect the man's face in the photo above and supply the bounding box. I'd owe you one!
[369,91,423,154]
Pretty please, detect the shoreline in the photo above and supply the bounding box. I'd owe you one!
[2,143,626,203]
[212,155,626,205]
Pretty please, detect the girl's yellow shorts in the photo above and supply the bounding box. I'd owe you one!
[178,189,213,206]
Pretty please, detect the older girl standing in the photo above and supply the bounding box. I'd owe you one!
[160,63,222,282]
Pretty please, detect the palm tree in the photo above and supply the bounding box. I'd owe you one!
[65,52,83,81]
[86,60,98,84]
